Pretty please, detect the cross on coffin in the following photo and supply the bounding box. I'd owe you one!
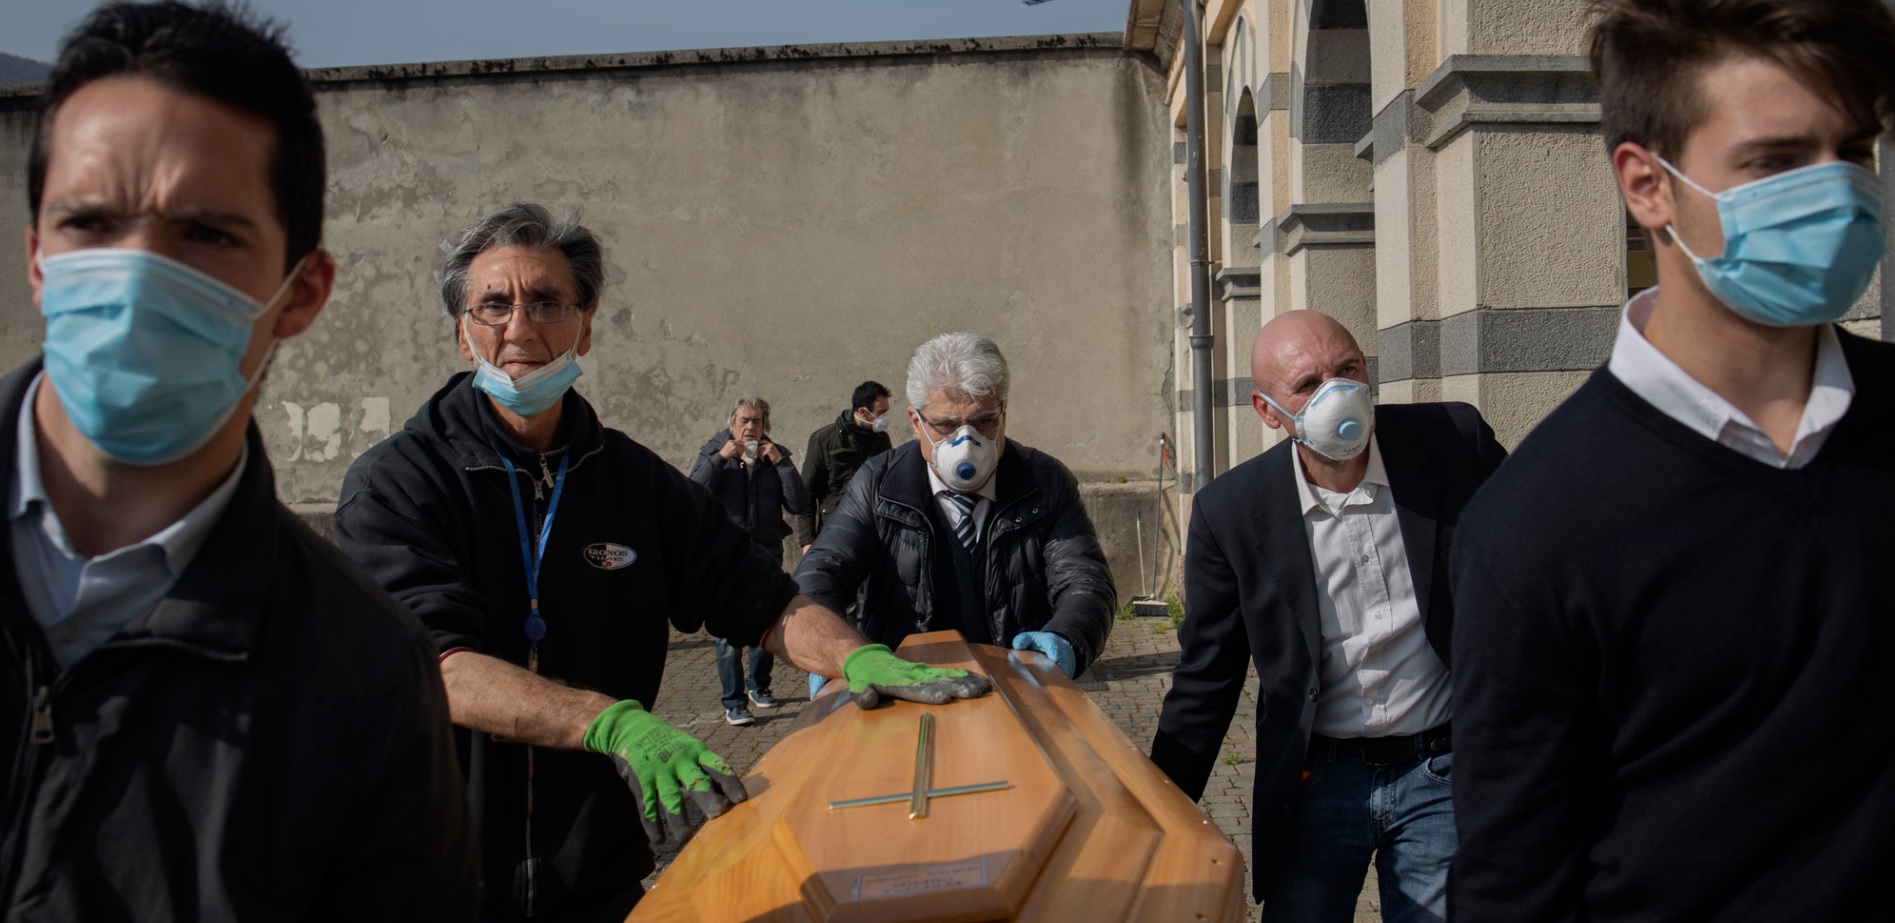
[828,713,1010,818]
[630,631,1246,922]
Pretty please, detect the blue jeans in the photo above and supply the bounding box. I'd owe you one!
[1262,740,1456,923]
[715,637,773,710]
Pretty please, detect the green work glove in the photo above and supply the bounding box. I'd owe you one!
[582,700,748,845]
[842,643,994,710]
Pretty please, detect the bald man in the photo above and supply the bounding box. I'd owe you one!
[1151,311,1506,921]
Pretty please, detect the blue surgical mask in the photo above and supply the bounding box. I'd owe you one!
[1255,378,1373,461]
[36,248,300,466]
[465,314,584,417]
[1659,157,1885,327]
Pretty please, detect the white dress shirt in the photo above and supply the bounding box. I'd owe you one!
[1607,288,1853,469]
[1292,437,1453,739]
[926,460,999,542]
[8,373,247,668]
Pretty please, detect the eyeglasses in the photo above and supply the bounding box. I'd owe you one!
[464,302,579,327]
[918,409,1005,439]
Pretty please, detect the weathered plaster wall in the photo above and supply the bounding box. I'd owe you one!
[0,37,1175,507]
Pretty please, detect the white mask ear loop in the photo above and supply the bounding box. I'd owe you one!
[241,253,309,388]
[1653,154,1722,263]
[1254,389,1303,441]
[461,311,504,371]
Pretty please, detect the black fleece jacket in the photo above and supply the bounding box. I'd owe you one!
[333,373,797,918]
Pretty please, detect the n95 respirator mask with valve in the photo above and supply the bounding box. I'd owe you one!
[1256,378,1373,461]
[930,425,998,492]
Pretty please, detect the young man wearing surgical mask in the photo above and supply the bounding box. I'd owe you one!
[794,332,1116,685]
[1448,1,1895,920]
[1151,311,1506,920]
[2,2,476,917]
[334,207,988,922]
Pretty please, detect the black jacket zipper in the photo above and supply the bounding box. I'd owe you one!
[1,646,56,909]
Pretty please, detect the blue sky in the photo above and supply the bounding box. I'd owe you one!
[1,0,1129,68]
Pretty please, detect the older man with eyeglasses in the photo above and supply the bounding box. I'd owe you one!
[333,205,990,921]
[795,332,1116,681]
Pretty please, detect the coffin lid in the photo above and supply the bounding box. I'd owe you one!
[629,631,1243,923]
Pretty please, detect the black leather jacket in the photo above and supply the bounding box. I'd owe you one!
[793,439,1115,676]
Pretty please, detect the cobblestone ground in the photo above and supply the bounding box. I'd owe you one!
[641,616,1381,922]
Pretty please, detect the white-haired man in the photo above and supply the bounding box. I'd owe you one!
[795,332,1116,678]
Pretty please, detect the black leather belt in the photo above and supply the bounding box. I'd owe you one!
[1309,724,1451,768]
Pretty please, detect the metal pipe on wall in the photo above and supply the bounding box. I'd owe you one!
[1181,0,1215,488]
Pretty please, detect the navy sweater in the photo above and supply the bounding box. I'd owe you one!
[1449,331,1895,922]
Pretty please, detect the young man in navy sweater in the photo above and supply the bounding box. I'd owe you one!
[1448,1,1895,920]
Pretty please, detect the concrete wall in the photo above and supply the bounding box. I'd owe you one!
[0,36,1176,514]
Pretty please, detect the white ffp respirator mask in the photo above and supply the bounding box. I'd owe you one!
[930,425,998,492]
[1256,378,1373,461]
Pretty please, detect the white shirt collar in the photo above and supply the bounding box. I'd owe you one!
[1290,434,1388,518]
[1607,288,1853,468]
[9,371,248,573]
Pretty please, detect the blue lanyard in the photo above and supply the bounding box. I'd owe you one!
[498,450,569,650]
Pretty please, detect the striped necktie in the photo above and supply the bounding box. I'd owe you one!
[942,490,980,553]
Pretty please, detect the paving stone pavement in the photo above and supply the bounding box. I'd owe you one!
[640,616,1382,922]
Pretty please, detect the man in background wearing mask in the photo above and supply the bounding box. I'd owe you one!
[687,393,807,725]
[333,205,989,921]
[1,2,475,917]
[795,332,1115,682]
[797,380,893,556]
[1449,1,1895,919]
[1151,311,1505,920]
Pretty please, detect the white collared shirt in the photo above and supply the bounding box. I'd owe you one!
[1608,288,1853,469]
[925,460,999,543]
[1292,437,1453,738]
[7,373,247,669]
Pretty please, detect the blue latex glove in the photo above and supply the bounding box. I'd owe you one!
[1011,631,1077,677]
[808,672,828,700]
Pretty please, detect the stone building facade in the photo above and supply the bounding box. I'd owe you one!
[1133,0,1890,487]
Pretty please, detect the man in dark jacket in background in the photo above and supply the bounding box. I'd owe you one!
[798,381,893,555]
[1,3,474,918]
[795,333,1115,681]
[688,394,808,724]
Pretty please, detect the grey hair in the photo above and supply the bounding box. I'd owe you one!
[439,202,604,319]
[905,332,1009,412]
[729,393,771,431]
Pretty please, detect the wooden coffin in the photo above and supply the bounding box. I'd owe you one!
[629,630,1245,922]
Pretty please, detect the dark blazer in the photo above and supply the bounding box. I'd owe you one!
[1149,401,1506,898]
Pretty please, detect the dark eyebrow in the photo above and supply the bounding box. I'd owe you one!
[1729,136,1820,160]
[40,199,110,219]
[168,209,258,231]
